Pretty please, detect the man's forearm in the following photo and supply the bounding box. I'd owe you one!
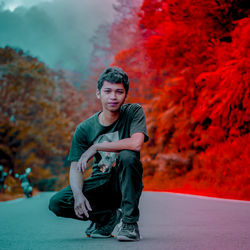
[70,162,84,198]
[94,133,145,153]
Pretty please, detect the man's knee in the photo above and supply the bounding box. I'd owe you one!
[49,193,62,216]
[118,150,140,164]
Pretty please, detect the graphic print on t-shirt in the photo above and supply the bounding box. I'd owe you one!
[94,131,119,173]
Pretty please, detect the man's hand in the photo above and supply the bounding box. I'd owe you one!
[70,162,91,218]
[74,193,92,219]
[77,145,97,173]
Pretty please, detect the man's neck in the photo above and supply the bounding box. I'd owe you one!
[100,109,121,126]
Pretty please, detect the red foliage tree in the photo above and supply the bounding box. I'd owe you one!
[109,0,250,199]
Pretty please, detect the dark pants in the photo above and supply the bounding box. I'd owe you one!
[49,150,143,224]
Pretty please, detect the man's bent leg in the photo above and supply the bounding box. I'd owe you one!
[49,185,78,219]
[49,180,120,224]
[116,150,143,224]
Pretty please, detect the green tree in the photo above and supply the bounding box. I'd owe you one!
[0,46,86,191]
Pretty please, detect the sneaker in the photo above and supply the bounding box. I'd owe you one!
[117,221,140,241]
[90,209,122,238]
[85,221,97,237]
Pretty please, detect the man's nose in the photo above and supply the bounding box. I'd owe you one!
[110,91,116,99]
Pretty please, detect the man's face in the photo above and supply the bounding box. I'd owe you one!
[97,81,127,112]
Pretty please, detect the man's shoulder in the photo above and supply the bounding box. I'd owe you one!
[76,112,99,131]
[121,103,143,114]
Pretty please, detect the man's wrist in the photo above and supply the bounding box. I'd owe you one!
[73,190,84,200]
[91,144,98,153]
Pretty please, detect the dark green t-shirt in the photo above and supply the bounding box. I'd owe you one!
[68,103,148,179]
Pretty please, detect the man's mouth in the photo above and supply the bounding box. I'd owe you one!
[108,102,118,106]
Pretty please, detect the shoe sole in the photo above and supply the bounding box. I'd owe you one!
[87,233,114,238]
[117,235,139,241]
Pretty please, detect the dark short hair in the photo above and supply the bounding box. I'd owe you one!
[97,67,129,93]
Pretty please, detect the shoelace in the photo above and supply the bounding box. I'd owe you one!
[118,222,136,232]
[117,220,123,233]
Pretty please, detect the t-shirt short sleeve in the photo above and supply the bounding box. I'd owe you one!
[129,104,149,142]
[68,126,89,162]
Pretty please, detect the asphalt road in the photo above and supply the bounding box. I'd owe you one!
[0,191,249,250]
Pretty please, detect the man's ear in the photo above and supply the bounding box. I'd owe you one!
[96,89,100,99]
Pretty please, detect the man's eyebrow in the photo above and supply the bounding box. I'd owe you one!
[103,87,124,91]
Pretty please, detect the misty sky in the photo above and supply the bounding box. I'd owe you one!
[0,0,116,76]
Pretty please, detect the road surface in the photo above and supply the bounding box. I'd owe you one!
[0,191,249,250]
